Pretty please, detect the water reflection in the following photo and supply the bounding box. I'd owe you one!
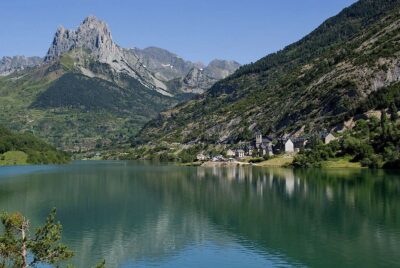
[0,162,399,267]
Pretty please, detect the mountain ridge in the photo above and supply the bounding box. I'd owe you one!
[135,0,400,145]
[0,56,42,76]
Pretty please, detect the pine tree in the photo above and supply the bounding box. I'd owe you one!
[0,208,74,268]
[389,102,399,122]
[380,109,389,140]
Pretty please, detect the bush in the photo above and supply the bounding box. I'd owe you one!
[360,154,382,168]
[249,157,264,163]
[383,159,400,169]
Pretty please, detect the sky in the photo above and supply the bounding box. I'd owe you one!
[0,0,357,64]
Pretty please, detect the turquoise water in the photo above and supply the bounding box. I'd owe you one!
[0,161,399,267]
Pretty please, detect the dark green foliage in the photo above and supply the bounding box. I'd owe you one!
[0,209,73,267]
[390,102,399,121]
[355,82,400,114]
[294,116,400,169]
[0,125,70,164]
[383,159,400,169]
[177,146,203,163]
[159,152,177,162]
[32,73,173,116]
[249,157,264,163]
[293,141,338,168]
[29,208,74,266]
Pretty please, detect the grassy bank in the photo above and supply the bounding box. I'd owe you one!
[256,156,294,167]
[0,151,28,166]
[321,157,363,169]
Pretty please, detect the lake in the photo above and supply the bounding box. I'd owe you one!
[0,161,399,267]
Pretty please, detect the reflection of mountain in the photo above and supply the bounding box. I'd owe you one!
[0,164,218,267]
[0,163,399,267]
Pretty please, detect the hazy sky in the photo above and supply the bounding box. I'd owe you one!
[0,0,357,64]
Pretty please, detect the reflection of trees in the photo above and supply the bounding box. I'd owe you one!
[0,164,219,267]
[144,166,400,267]
[0,163,399,267]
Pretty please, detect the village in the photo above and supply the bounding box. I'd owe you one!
[196,131,337,164]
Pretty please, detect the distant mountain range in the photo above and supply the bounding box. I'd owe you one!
[0,56,42,76]
[0,16,240,153]
[135,0,400,145]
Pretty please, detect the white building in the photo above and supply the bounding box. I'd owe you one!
[226,149,236,157]
[196,153,208,161]
[236,149,245,158]
[285,139,294,153]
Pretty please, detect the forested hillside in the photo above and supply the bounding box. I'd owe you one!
[0,126,70,165]
[135,0,400,145]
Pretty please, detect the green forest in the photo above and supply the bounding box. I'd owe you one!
[294,105,400,169]
[0,126,70,165]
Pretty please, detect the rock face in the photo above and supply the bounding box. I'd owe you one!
[180,68,217,94]
[132,47,240,92]
[45,16,116,62]
[169,61,241,94]
[44,16,169,95]
[0,56,42,76]
[204,59,241,80]
[132,47,203,81]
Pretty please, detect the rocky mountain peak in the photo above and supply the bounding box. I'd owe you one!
[43,16,170,95]
[45,16,116,62]
[204,59,241,80]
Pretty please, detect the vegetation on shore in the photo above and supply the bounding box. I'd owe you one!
[0,126,70,166]
[294,107,400,169]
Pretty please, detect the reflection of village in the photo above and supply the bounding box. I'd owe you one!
[197,131,337,162]
[196,166,339,201]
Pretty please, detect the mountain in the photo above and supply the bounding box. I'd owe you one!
[166,67,218,96]
[44,16,170,96]
[0,17,177,153]
[135,0,400,145]
[132,46,203,81]
[133,47,241,93]
[0,56,42,76]
[204,59,241,80]
[0,16,239,154]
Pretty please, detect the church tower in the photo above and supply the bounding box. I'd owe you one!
[256,131,262,146]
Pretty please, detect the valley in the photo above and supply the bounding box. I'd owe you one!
[0,16,240,155]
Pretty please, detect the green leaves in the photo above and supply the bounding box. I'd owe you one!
[0,208,74,268]
[29,208,74,266]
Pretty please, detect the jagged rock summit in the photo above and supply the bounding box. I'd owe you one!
[44,16,169,95]
[45,16,116,62]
